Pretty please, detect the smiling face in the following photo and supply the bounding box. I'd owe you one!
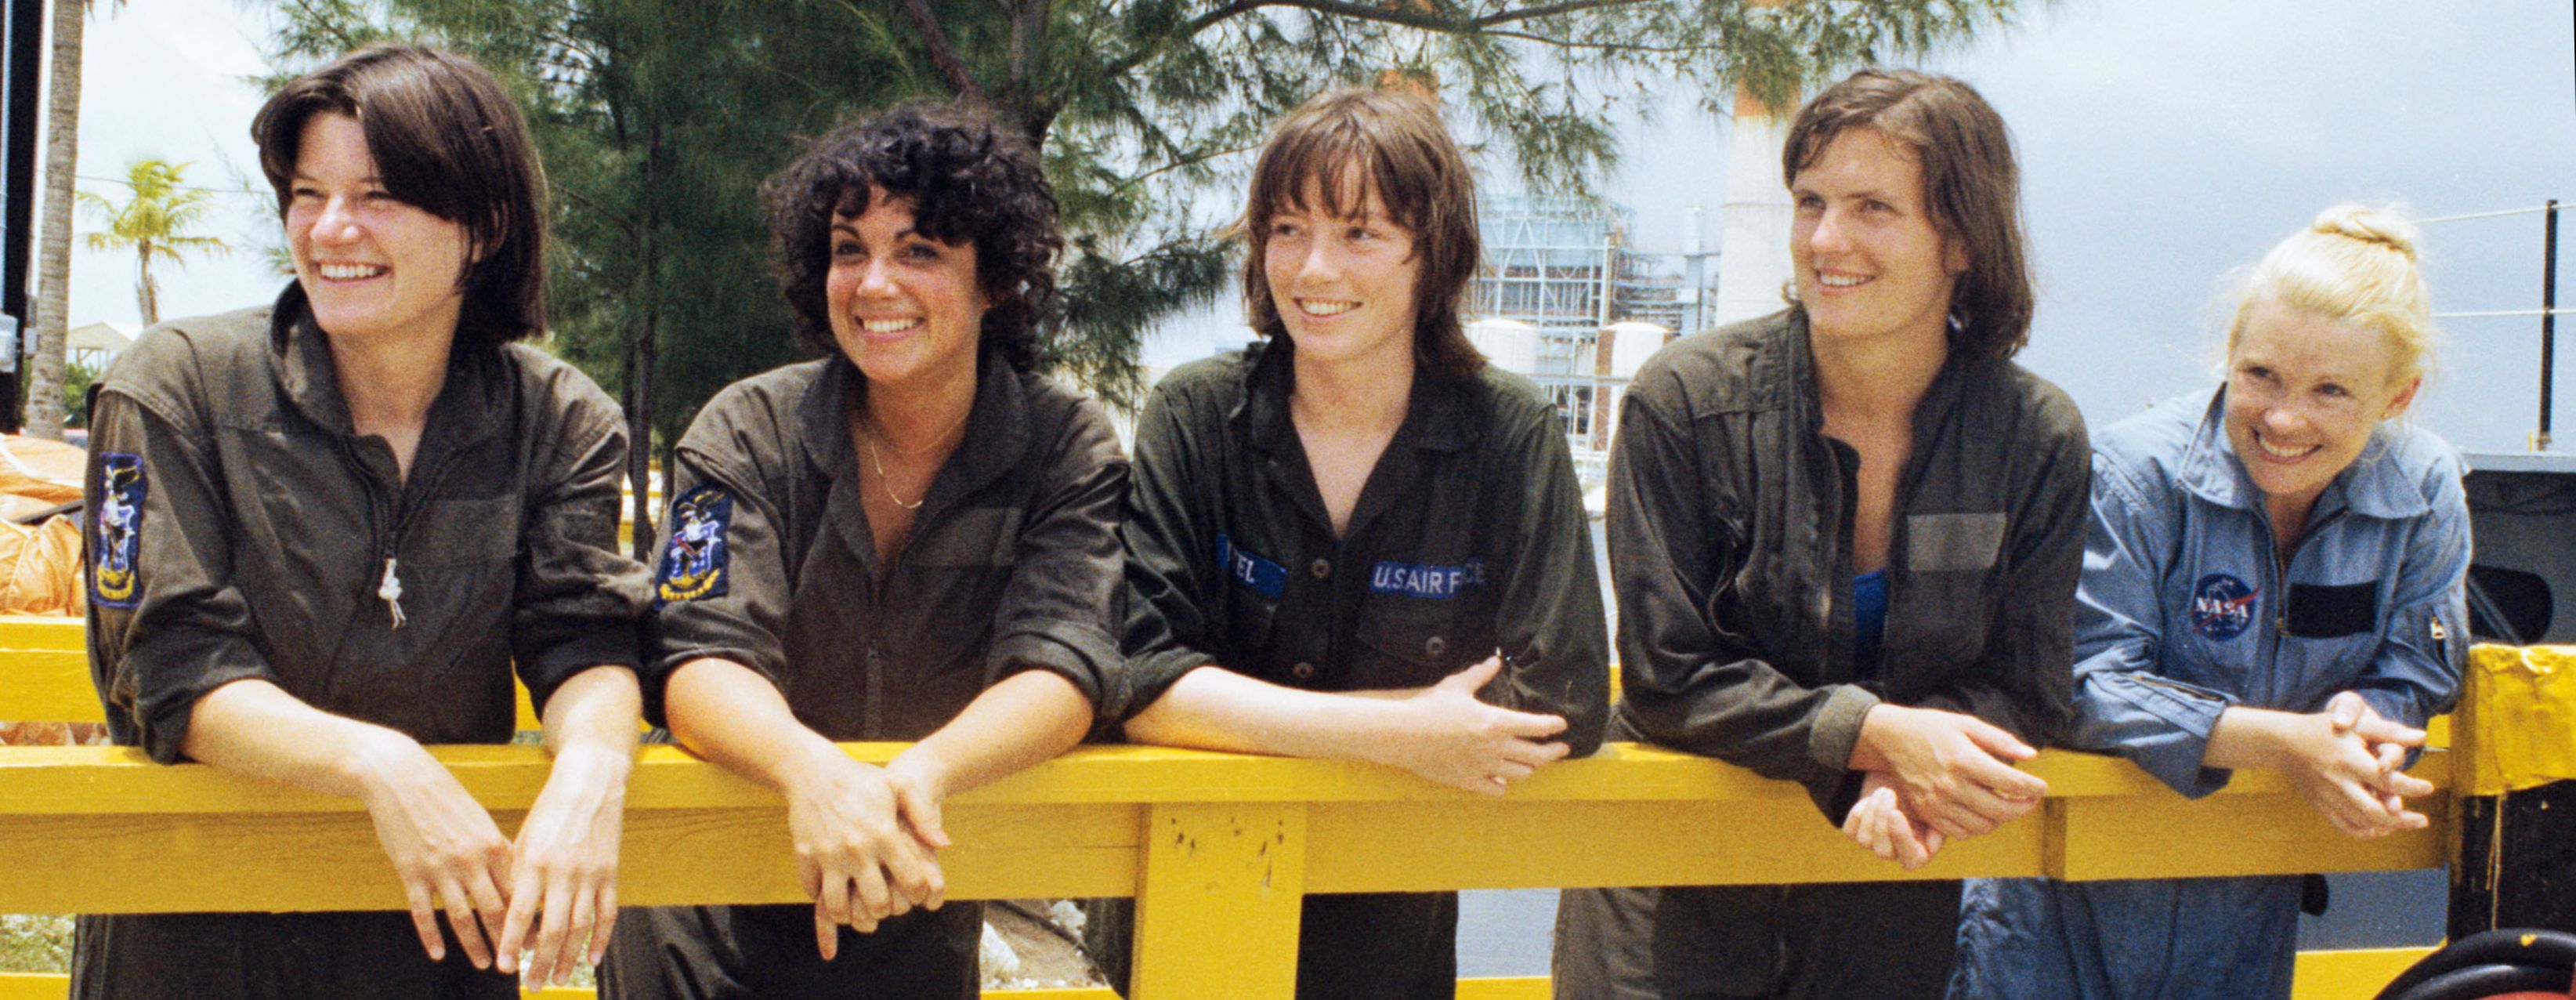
[823,187,988,395]
[2223,295,2421,516]
[1261,172,1421,371]
[1789,127,1966,353]
[285,113,474,347]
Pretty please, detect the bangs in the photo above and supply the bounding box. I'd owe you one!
[1248,121,1428,234]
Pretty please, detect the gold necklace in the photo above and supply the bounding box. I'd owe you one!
[861,430,928,510]
[855,401,969,511]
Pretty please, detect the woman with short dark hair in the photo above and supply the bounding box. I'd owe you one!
[1551,67,2089,998]
[597,100,1127,999]
[78,45,648,998]
[1103,85,1609,1000]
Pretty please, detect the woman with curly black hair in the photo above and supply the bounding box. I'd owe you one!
[598,100,1127,998]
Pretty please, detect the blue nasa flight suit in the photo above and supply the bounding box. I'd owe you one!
[1948,389,2469,1000]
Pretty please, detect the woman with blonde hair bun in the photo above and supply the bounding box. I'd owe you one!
[1948,204,2470,999]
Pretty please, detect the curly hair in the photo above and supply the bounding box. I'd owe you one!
[762,100,1063,371]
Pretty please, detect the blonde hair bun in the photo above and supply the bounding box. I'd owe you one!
[2310,204,2421,263]
[2226,202,2439,385]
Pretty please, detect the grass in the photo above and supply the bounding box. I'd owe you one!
[0,914,71,973]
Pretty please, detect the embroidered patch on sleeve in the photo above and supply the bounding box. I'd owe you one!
[90,453,147,609]
[655,484,734,605]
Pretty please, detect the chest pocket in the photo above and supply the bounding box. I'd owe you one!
[407,497,520,566]
[2284,582,2377,639]
[1898,513,2006,665]
[911,507,1020,567]
[1354,561,1489,689]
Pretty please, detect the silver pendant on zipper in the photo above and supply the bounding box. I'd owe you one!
[377,556,407,629]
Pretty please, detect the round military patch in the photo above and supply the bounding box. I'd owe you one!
[2190,572,2259,641]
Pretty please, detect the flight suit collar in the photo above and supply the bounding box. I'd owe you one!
[266,282,505,461]
[1230,338,1481,457]
[798,350,1033,567]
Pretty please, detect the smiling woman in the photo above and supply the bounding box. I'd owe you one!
[1950,205,2468,1000]
[76,45,650,999]
[599,100,1127,1000]
[1095,85,1608,1000]
[1551,68,2088,1000]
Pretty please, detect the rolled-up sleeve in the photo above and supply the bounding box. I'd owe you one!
[2353,452,2470,730]
[1486,399,1609,755]
[86,388,281,764]
[640,404,796,727]
[1116,380,1223,719]
[1609,383,1873,816]
[512,403,650,718]
[2069,455,2239,797]
[982,400,1130,733]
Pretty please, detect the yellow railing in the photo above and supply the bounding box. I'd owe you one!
[0,616,2451,998]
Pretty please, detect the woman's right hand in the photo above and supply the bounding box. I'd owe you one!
[349,729,516,969]
[1374,657,1572,795]
[2276,697,2435,838]
[1850,704,2048,841]
[782,750,946,959]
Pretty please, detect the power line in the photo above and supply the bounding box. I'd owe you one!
[2418,205,2556,225]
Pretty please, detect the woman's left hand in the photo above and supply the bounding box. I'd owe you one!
[495,743,630,986]
[1841,771,1945,871]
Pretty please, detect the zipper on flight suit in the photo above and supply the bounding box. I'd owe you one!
[345,434,474,631]
[2258,507,2346,706]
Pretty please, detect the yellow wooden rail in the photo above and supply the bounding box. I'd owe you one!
[0,615,2454,998]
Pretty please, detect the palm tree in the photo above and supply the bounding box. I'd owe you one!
[78,158,230,327]
[24,0,88,439]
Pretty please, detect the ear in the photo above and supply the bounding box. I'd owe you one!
[2382,374,2423,420]
[1942,234,1970,276]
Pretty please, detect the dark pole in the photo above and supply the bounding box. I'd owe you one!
[0,0,40,433]
[2543,199,2560,451]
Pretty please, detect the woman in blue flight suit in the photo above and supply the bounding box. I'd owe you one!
[1949,205,2469,1000]
[1104,85,1610,1000]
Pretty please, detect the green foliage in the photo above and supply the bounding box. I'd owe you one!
[257,0,2026,440]
[78,158,230,325]
[63,360,99,429]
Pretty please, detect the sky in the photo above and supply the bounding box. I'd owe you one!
[52,0,2576,454]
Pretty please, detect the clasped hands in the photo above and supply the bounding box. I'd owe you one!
[1839,704,2045,871]
[1840,691,2437,871]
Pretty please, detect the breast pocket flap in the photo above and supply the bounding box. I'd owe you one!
[1907,512,2007,572]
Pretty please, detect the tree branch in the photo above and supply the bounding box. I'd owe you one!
[901,0,990,101]
[279,0,365,53]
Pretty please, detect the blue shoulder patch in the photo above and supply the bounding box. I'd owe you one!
[655,484,734,605]
[90,452,147,609]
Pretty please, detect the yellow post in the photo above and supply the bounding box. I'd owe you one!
[1129,802,1307,1000]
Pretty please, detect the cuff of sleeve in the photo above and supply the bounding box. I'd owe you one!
[1116,648,1217,728]
[2072,672,2235,797]
[983,621,1120,730]
[1807,683,1883,774]
[139,665,278,765]
[639,644,783,730]
[522,621,646,721]
[2354,687,2425,730]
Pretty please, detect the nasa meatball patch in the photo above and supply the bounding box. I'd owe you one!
[655,484,734,605]
[2190,572,2258,642]
[89,453,147,609]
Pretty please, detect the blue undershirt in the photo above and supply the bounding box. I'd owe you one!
[1853,569,1888,679]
